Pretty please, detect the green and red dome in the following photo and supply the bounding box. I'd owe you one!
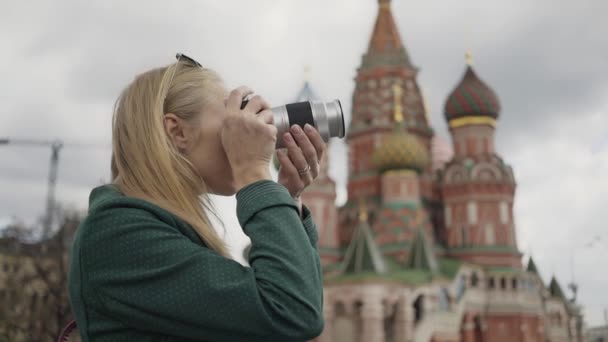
[444,66,501,121]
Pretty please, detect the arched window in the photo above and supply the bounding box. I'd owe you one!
[335,302,346,316]
[384,301,397,342]
[500,277,506,290]
[471,273,479,287]
[511,278,518,290]
[488,277,495,289]
[413,295,424,324]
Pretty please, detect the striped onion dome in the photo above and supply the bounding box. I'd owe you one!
[444,65,500,121]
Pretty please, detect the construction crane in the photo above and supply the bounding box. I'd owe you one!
[0,137,108,239]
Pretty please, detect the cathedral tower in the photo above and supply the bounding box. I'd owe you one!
[440,55,521,268]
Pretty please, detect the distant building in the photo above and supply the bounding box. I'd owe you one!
[587,325,608,342]
[297,0,586,341]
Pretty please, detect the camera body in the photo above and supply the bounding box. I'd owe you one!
[241,99,345,148]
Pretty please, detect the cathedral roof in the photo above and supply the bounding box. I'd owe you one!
[444,63,501,122]
[549,276,567,300]
[340,204,387,275]
[368,0,403,54]
[405,228,439,274]
[527,257,540,275]
[361,0,414,69]
[295,80,319,102]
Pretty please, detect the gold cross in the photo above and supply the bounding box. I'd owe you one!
[392,82,404,123]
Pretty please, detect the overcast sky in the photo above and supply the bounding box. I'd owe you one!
[1,0,607,326]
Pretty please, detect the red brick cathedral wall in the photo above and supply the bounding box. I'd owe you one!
[456,314,544,342]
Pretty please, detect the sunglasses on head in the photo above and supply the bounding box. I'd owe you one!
[164,53,203,102]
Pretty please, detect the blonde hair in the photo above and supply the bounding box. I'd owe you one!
[111,61,230,257]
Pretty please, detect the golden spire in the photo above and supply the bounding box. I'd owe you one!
[358,198,368,223]
[392,82,404,123]
[303,65,311,81]
[465,51,473,66]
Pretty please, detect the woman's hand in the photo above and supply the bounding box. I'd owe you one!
[221,86,277,192]
[276,124,326,211]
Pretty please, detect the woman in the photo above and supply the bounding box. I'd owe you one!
[68,54,325,341]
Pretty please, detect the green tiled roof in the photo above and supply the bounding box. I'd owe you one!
[549,276,567,300]
[448,245,521,254]
[405,229,439,274]
[327,269,432,285]
[438,258,462,279]
[326,256,464,285]
[527,257,540,275]
[340,219,387,275]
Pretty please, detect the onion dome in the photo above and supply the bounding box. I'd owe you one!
[444,54,501,122]
[373,132,429,173]
[373,83,429,173]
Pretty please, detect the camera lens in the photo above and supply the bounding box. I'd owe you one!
[240,99,345,148]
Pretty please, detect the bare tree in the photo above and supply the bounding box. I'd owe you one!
[0,208,81,342]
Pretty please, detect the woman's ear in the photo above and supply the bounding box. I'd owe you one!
[163,113,190,151]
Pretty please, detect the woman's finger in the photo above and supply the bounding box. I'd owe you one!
[283,133,313,185]
[277,149,304,190]
[243,95,270,115]
[226,86,254,112]
[256,109,274,125]
[289,125,319,178]
[303,124,326,163]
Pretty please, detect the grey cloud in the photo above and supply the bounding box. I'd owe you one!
[1,0,607,325]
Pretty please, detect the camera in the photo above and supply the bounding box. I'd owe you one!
[241,99,345,148]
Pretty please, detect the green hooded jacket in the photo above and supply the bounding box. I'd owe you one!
[68,180,324,341]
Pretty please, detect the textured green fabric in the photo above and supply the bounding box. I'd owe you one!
[68,180,324,342]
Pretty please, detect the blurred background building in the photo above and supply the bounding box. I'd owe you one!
[586,323,608,342]
[296,0,586,341]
